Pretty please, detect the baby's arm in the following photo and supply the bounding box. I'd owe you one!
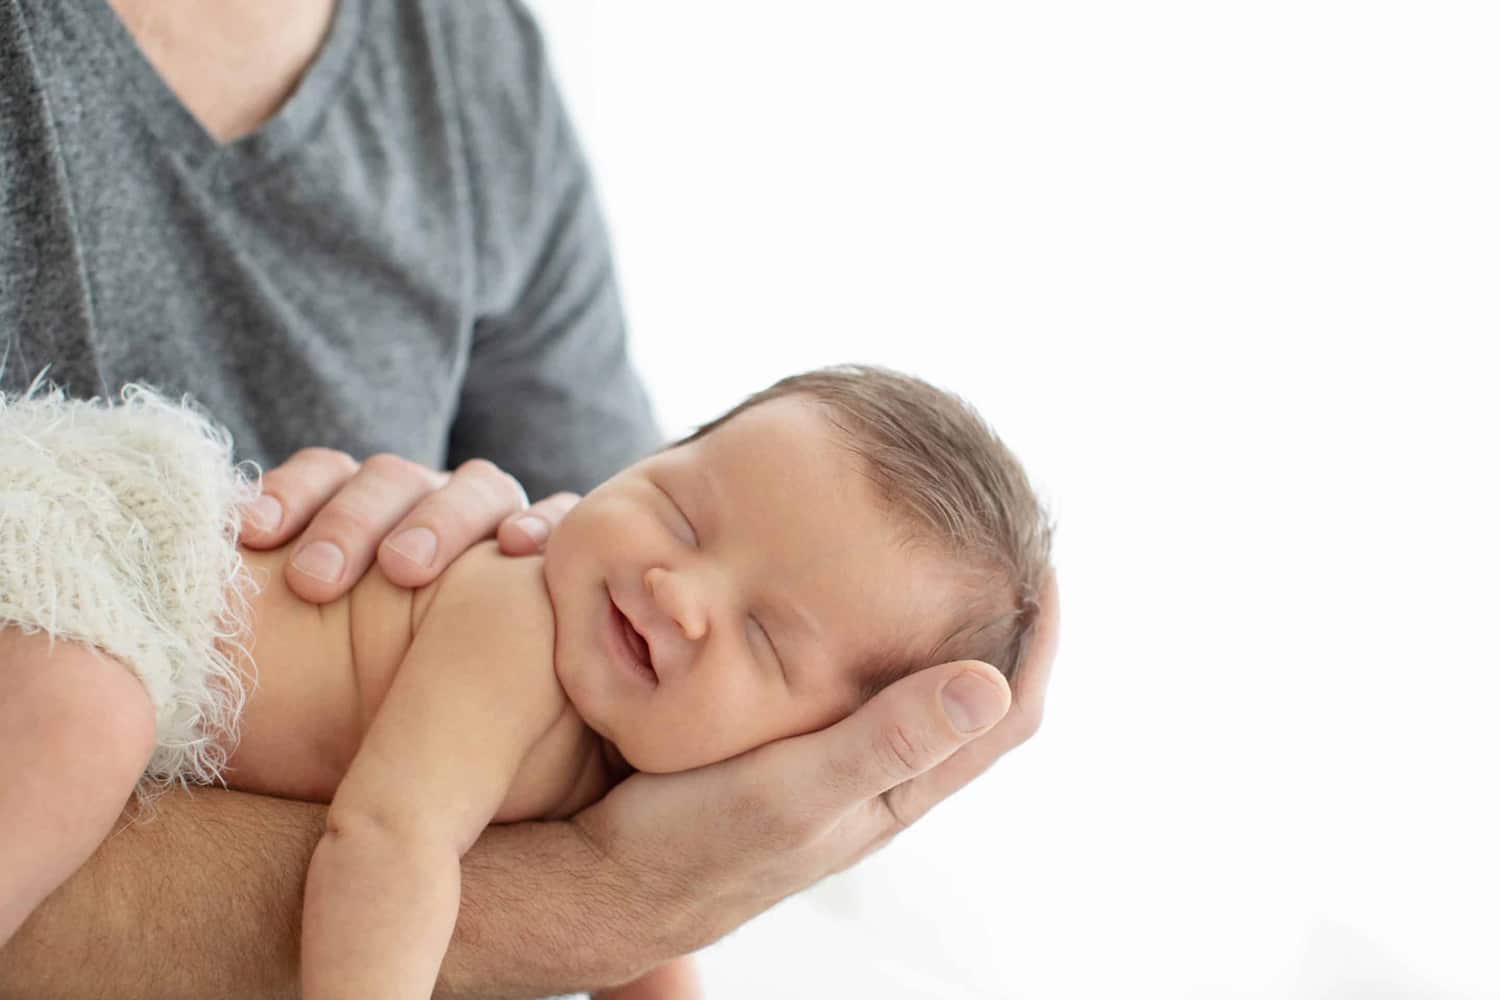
[301,546,562,1000]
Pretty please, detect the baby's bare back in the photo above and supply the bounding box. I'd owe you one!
[224,544,612,820]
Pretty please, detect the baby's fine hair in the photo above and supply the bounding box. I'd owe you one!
[676,364,1054,699]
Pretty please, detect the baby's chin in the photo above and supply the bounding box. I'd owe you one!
[612,732,743,775]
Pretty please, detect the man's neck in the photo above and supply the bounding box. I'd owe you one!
[107,0,338,144]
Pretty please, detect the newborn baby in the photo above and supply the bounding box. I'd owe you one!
[0,365,1052,999]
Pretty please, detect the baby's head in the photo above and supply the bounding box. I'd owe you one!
[544,365,1053,773]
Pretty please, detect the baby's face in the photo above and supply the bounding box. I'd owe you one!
[544,396,956,772]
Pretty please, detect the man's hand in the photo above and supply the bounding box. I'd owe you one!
[570,569,1060,975]
[236,448,581,602]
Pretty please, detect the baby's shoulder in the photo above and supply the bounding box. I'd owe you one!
[410,544,558,700]
[413,543,548,626]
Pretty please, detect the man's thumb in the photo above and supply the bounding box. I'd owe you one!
[803,661,1011,813]
[939,665,1011,734]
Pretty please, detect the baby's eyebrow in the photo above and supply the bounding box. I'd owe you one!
[692,464,726,522]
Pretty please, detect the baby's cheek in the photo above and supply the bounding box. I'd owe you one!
[689,688,776,763]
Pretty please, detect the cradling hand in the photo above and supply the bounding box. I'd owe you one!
[568,569,1059,973]
[236,448,581,602]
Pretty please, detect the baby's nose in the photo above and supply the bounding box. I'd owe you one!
[644,567,708,641]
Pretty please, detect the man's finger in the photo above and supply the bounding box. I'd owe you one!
[786,660,1011,831]
[496,491,581,555]
[281,453,447,603]
[377,460,530,588]
[238,448,361,549]
[884,567,1060,829]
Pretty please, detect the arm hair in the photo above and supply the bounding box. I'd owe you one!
[0,786,643,1000]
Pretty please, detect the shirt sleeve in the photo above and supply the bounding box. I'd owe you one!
[445,0,662,500]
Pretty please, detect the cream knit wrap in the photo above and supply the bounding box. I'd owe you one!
[0,382,261,795]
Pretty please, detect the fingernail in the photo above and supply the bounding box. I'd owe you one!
[292,540,345,583]
[514,515,548,545]
[245,495,283,533]
[386,527,437,567]
[942,672,1006,733]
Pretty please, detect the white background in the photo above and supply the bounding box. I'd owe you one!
[529,3,1499,997]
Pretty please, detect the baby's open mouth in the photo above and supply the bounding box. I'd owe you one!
[610,596,657,681]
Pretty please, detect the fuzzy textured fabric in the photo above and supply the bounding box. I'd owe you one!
[0,380,261,797]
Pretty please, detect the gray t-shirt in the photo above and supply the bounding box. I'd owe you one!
[0,0,661,498]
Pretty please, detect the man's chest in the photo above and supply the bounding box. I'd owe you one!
[7,0,475,471]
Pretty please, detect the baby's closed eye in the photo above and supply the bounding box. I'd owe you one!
[652,479,699,547]
[749,614,784,676]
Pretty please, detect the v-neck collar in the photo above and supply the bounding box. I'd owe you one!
[76,0,366,186]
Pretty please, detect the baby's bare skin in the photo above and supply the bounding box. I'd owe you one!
[225,543,615,822]
[219,397,971,999]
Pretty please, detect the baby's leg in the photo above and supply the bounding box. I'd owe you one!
[0,629,155,946]
[0,383,261,791]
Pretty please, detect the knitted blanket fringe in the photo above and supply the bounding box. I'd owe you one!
[0,379,262,801]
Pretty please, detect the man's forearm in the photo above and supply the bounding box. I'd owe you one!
[0,787,315,999]
[0,787,651,1000]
